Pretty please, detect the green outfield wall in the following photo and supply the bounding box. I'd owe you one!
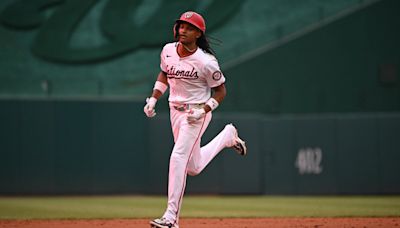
[1,99,399,195]
[220,0,400,114]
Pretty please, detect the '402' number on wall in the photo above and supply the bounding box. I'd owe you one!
[295,147,323,175]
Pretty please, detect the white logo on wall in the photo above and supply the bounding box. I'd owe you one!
[295,147,323,175]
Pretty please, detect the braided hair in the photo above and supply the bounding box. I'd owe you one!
[196,34,216,56]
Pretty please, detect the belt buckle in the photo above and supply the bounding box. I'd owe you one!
[174,104,188,112]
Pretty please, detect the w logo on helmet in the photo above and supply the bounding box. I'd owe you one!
[184,12,194,18]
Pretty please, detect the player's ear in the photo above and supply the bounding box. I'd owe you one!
[173,22,181,40]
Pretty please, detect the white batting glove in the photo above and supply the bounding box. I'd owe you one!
[144,97,157,118]
[187,108,206,124]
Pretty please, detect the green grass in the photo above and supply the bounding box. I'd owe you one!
[0,195,400,219]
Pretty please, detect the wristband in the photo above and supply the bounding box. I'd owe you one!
[153,81,168,94]
[147,97,157,105]
[206,98,219,111]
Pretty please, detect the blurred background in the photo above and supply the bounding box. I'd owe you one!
[0,0,399,195]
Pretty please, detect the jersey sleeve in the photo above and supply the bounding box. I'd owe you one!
[204,59,226,88]
[160,46,167,73]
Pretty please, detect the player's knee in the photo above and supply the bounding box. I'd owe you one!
[187,168,200,176]
[170,151,188,163]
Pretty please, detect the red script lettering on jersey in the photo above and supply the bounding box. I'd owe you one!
[166,65,199,79]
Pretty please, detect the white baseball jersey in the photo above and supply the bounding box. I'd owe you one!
[160,42,226,104]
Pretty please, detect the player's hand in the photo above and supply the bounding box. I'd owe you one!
[144,97,157,118]
[187,108,206,124]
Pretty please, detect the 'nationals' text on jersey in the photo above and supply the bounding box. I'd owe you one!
[160,42,225,104]
[166,65,199,79]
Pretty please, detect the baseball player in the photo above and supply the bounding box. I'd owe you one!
[144,11,247,228]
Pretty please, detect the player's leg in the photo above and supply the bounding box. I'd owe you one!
[161,110,210,225]
[187,123,247,176]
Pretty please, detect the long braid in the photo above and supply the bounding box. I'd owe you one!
[197,35,216,56]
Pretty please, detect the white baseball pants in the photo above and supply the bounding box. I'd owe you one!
[162,106,237,225]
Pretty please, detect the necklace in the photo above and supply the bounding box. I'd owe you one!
[181,43,197,53]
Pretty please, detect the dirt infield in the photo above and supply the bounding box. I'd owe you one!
[1,218,400,228]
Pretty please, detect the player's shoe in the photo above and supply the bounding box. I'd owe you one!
[150,218,178,228]
[227,124,247,156]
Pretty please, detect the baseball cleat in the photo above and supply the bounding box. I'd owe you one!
[150,218,178,228]
[228,124,247,156]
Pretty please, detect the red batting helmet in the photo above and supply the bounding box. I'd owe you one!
[174,11,206,36]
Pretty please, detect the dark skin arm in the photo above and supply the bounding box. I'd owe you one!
[204,83,226,113]
[151,71,226,113]
[150,71,168,99]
